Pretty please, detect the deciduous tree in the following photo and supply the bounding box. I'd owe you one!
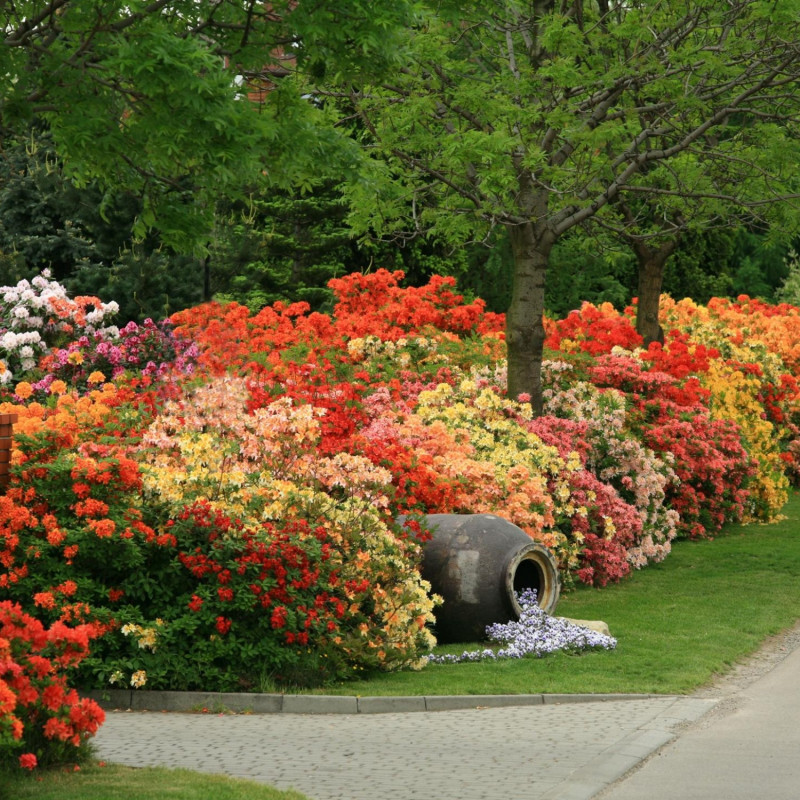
[1,1,418,249]
[342,1,800,411]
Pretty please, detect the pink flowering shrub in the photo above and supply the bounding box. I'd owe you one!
[540,365,678,573]
[565,470,642,586]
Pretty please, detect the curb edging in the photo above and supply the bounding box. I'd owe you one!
[86,688,672,715]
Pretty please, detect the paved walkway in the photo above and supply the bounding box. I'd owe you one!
[92,695,715,799]
[91,622,800,800]
[598,633,800,800]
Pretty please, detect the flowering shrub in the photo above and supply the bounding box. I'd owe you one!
[328,270,506,340]
[89,501,435,691]
[541,368,679,570]
[0,601,104,770]
[0,272,118,386]
[169,269,505,377]
[34,318,199,397]
[6,271,800,691]
[661,295,800,374]
[643,408,755,538]
[132,376,438,685]
[427,590,616,664]
[702,360,788,519]
[544,301,642,355]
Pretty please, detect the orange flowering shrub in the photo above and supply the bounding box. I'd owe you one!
[170,269,505,376]
[662,295,800,374]
[0,601,104,771]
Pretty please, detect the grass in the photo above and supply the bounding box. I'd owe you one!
[0,763,311,800]
[313,491,800,697]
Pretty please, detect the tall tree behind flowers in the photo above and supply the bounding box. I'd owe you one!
[339,0,800,412]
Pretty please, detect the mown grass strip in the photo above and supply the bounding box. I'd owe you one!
[315,493,800,697]
[0,763,310,800]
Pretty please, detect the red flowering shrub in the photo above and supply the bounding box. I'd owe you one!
[644,409,755,538]
[544,302,643,355]
[640,332,719,381]
[588,352,709,411]
[0,601,104,770]
[329,270,505,340]
[170,270,505,378]
[148,501,430,687]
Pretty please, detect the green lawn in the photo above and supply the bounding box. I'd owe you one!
[0,764,310,800]
[314,492,800,697]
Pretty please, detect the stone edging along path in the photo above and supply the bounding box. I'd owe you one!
[84,618,800,717]
[85,688,668,715]
[83,620,800,718]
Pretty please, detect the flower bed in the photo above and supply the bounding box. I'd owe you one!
[4,269,800,767]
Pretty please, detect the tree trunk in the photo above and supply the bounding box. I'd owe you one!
[506,220,554,415]
[633,237,678,346]
[203,254,212,303]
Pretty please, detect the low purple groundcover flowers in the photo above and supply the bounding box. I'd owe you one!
[426,589,617,664]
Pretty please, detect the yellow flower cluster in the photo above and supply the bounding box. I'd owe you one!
[413,380,584,569]
[120,620,164,652]
[347,335,440,365]
[324,502,439,669]
[703,361,788,519]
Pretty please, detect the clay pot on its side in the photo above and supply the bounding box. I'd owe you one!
[419,513,561,643]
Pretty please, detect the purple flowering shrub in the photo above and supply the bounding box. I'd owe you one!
[427,590,617,664]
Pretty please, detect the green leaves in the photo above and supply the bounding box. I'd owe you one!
[1,0,419,250]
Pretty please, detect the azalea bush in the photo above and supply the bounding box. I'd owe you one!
[0,374,437,693]
[0,601,105,771]
[538,367,678,579]
[128,375,438,687]
[87,498,435,691]
[33,317,200,397]
[0,271,118,387]
[4,268,800,721]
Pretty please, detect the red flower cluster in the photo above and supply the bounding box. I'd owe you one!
[644,411,755,538]
[161,500,384,687]
[0,601,104,770]
[545,302,643,355]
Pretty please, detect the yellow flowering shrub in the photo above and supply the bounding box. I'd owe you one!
[413,379,585,571]
[702,360,788,519]
[139,376,438,675]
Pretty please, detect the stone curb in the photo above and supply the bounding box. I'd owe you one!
[86,688,671,715]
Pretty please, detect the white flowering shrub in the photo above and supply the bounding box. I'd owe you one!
[0,271,119,384]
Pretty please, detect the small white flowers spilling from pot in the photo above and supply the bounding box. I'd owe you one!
[427,589,617,664]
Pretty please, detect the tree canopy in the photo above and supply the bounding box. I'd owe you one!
[340,0,800,410]
[1,1,420,249]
